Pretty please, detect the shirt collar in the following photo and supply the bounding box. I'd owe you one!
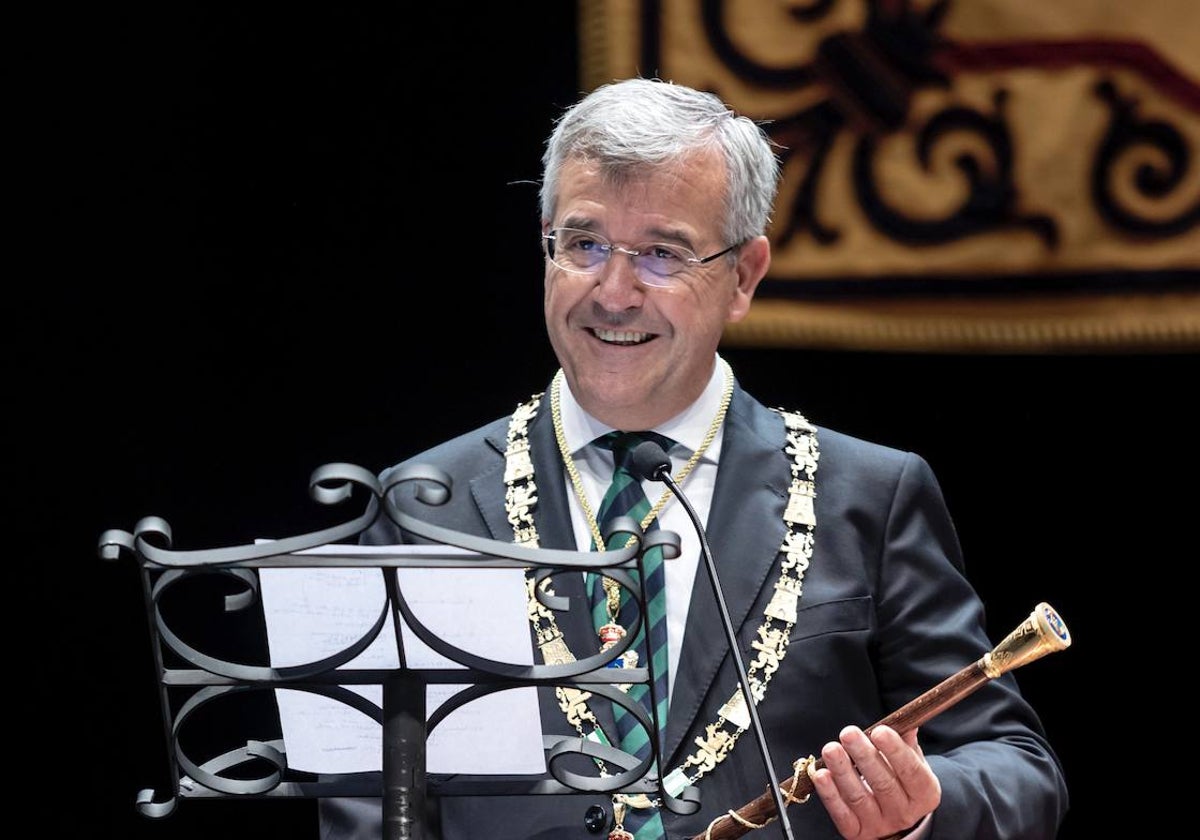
[555,354,729,463]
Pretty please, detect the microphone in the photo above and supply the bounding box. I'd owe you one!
[629,441,672,481]
[629,440,796,840]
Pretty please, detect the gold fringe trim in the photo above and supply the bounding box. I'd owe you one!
[723,293,1200,353]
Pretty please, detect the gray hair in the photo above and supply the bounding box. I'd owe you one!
[540,77,782,246]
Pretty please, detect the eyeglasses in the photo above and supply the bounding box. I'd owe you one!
[542,227,738,288]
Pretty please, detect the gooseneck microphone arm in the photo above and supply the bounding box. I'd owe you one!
[630,441,796,840]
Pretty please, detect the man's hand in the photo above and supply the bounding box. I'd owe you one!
[809,725,940,840]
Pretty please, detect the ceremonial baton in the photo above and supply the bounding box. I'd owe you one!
[688,602,1072,840]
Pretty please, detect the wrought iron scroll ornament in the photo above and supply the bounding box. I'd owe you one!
[100,462,690,819]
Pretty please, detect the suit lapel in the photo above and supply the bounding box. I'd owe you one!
[663,388,790,765]
[469,390,792,769]
[473,405,617,740]
[471,408,575,549]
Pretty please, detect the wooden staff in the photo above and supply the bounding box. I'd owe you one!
[688,602,1072,840]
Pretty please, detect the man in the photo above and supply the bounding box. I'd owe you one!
[320,77,1068,839]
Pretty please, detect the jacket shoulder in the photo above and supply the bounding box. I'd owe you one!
[378,414,512,483]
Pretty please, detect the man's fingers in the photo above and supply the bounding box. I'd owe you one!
[812,727,883,836]
[872,726,941,811]
[847,726,905,803]
[810,725,941,839]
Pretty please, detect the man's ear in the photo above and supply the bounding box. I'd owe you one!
[727,235,770,323]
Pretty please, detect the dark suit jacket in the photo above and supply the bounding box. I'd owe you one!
[319,383,1068,839]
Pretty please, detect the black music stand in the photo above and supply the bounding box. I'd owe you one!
[100,461,700,839]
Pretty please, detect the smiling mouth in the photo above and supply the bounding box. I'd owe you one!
[592,327,653,345]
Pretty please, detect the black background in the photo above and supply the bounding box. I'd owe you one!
[21,6,1194,838]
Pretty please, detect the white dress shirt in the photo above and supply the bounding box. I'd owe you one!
[555,354,728,700]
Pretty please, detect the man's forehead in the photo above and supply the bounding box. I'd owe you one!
[554,154,726,240]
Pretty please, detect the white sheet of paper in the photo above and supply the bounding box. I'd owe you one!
[259,544,545,775]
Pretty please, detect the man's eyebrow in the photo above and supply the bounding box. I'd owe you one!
[556,218,696,247]
[556,215,600,231]
[642,227,695,246]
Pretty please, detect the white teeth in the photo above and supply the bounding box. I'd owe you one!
[594,328,650,345]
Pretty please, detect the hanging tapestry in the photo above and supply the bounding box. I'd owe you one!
[579,0,1200,351]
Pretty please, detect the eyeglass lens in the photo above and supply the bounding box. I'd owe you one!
[547,228,693,284]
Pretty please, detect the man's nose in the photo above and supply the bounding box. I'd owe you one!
[593,248,646,306]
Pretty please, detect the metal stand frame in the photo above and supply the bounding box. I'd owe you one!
[100,461,700,838]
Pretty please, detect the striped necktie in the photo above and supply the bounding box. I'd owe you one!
[587,430,673,840]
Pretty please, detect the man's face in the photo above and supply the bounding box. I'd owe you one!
[543,150,767,430]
